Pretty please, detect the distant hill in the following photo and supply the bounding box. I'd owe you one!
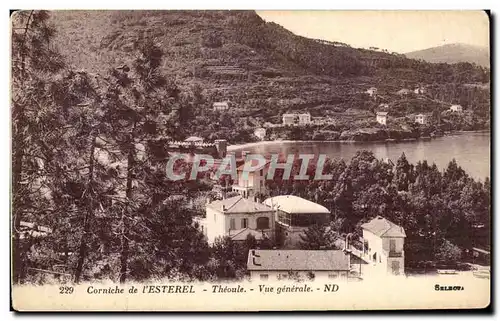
[405,43,490,67]
[44,10,490,136]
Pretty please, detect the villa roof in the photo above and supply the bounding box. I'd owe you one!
[397,88,411,94]
[263,195,330,214]
[207,195,273,214]
[376,111,388,116]
[247,250,350,271]
[361,216,406,238]
[184,136,204,142]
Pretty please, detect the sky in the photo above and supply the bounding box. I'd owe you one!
[256,11,490,53]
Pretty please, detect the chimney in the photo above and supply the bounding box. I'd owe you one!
[241,150,250,160]
[222,205,226,212]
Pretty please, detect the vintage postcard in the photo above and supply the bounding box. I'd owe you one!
[10,10,490,311]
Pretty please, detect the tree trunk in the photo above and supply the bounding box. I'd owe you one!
[12,136,24,283]
[74,135,97,283]
[119,136,135,283]
[12,10,34,285]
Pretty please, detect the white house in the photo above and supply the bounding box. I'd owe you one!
[254,128,266,140]
[350,216,406,277]
[449,104,463,113]
[366,87,378,97]
[282,113,311,126]
[376,111,388,125]
[232,159,270,199]
[414,86,426,94]
[415,114,427,125]
[199,195,276,244]
[298,113,311,125]
[282,114,296,126]
[213,101,229,111]
[247,249,351,281]
[396,88,411,96]
[379,103,389,110]
[263,195,330,249]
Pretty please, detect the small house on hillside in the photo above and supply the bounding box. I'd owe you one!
[414,86,426,94]
[396,88,411,96]
[298,113,311,125]
[376,111,388,125]
[366,87,378,97]
[449,104,463,113]
[254,128,266,140]
[282,113,311,126]
[282,113,296,126]
[213,101,229,111]
[379,103,389,110]
[415,114,427,125]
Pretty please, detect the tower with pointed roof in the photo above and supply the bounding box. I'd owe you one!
[359,216,406,276]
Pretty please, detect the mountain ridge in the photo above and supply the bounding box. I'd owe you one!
[405,43,489,67]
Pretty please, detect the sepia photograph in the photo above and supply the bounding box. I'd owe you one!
[10,9,491,311]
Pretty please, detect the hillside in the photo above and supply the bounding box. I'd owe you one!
[46,10,490,142]
[405,43,490,67]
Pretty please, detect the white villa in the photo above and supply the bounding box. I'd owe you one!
[247,249,350,281]
[414,86,426,94]
[415,114,427,125]
[366,87,378,97]
[282,114,296,126]
[282,113,311,126]
[213,101,229,111]
[376,111,388,125]
[396,88,412,96]
[349,216,406,277]
[254,128,266,140]
[263,195,330,249]
[449,104,463,113]
[232,159,269,199]
[198,195,276,244]
[297,113,311,125]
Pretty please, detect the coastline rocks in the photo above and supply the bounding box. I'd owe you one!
[340,128,388,141]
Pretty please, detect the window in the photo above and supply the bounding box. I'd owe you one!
[242,218,248,229]
[277,273,288,280]
[230,218,235,230]
[328,273,338,279]
[390,239,396,252]
[256,217,270,230]
[260,169,263,176]
[278,211,291,226]
[260,274,269,281]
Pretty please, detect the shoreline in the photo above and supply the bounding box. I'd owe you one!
[227,130,490,151]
